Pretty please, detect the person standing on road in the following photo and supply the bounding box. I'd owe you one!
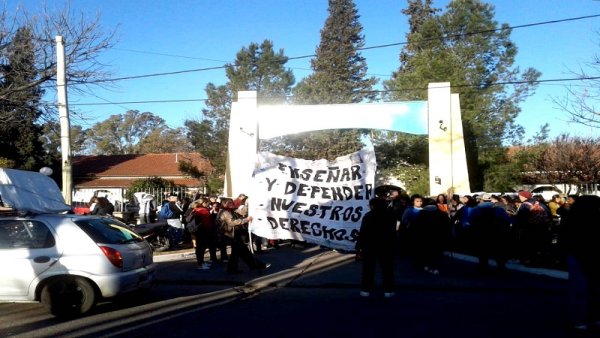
[563,195,600,332]
[514,190,552,266]
[218,198,268,273]
[355,197,397,298]
[468,193,512,272]
[410,198,452,275]
[192,198,217,270]
[164,195,184,249]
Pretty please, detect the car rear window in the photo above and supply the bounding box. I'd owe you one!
[75,218,144,245]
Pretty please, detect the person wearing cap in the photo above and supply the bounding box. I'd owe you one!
[514,189,552,266]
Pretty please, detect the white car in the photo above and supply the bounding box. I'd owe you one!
[531,186,563,202]
[0,168,156,318]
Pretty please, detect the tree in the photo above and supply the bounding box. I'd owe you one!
[0,4,115,122]
[40,121,86,156]
[0,4,115,170]
[524,135,600,193]
[0,27,46,170]
[84,110,168,155]
[385,0,540,191]
[371,130,430,195]
[279,0,377,160]
[553,38,600,129]
[126,177,177,200]
[137,128,193,154]
[186,40,295,174]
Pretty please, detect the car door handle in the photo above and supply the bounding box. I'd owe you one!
[33,256,51,263]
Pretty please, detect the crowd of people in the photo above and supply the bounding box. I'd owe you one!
[355,188,600,332]
[144,192,271,275]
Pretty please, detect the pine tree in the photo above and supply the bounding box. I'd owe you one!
[0,27,46,170]
[385,0,540,191]
[273,0,377,160]
[186,40,294,175]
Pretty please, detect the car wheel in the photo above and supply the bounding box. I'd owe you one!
[41,277,96,318]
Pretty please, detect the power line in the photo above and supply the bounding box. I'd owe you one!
[64,76,600,107]
[68,98,207,106]
[68,13,600,85]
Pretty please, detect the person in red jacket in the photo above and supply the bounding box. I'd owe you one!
[192,198,217,270]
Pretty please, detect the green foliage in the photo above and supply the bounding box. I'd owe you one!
[137,127,193,154]
[371,131,428,169]
[268,0,376,160]
[0,27,47,170]
[371,131,429,195]
[385,0,541,191]
[206,177,224,196]
[186,40,295,173]
[177,160,205,181]
[379,165,430,196]
[0,157,16,168]
[40,122,86,156]
[84,110,168,155]
[126,176,177,200]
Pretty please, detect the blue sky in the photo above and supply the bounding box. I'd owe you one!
[7,0,600,140]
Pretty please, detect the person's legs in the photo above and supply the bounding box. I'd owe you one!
[227,240,241,273]
[380,253,395,294]
[219,236,229,262]
[240,242,264,269]
[567,255,589,328]
[174,227,183,246]
[361,251,376,294]
[208,228,218,262]
[167,226,178,249]
[194,229,210,268]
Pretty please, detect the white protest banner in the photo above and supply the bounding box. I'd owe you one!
[249,148,376,251]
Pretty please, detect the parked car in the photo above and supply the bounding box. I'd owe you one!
[0,168,156,318]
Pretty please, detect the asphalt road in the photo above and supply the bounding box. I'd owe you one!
[0,245,592,338]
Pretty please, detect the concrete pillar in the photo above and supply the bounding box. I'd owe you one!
[428,83,470,196]
[224,91,258,197]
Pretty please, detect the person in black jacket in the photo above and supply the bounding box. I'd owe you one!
[563,195,600,332]
[410,198,452,275]
[355,197,397,298]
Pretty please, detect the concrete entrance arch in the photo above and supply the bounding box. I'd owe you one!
[225,82,470,197]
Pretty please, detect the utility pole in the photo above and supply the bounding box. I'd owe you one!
[56,36,72,204]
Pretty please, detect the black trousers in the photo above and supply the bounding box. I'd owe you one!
[227,234,265,272]
[361,250,394,293]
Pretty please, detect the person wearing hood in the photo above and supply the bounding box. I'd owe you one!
[135,192,157,224]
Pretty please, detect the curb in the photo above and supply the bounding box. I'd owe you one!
[153,249,196,263]
[445,252,568,280]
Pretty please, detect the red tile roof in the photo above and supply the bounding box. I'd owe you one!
[75,178,204,188]
[72,153,213,188]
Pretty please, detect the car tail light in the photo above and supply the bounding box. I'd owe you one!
[99,246,123,269]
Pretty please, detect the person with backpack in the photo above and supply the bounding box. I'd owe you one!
[160,195,184,250]
[514,190,552,266]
